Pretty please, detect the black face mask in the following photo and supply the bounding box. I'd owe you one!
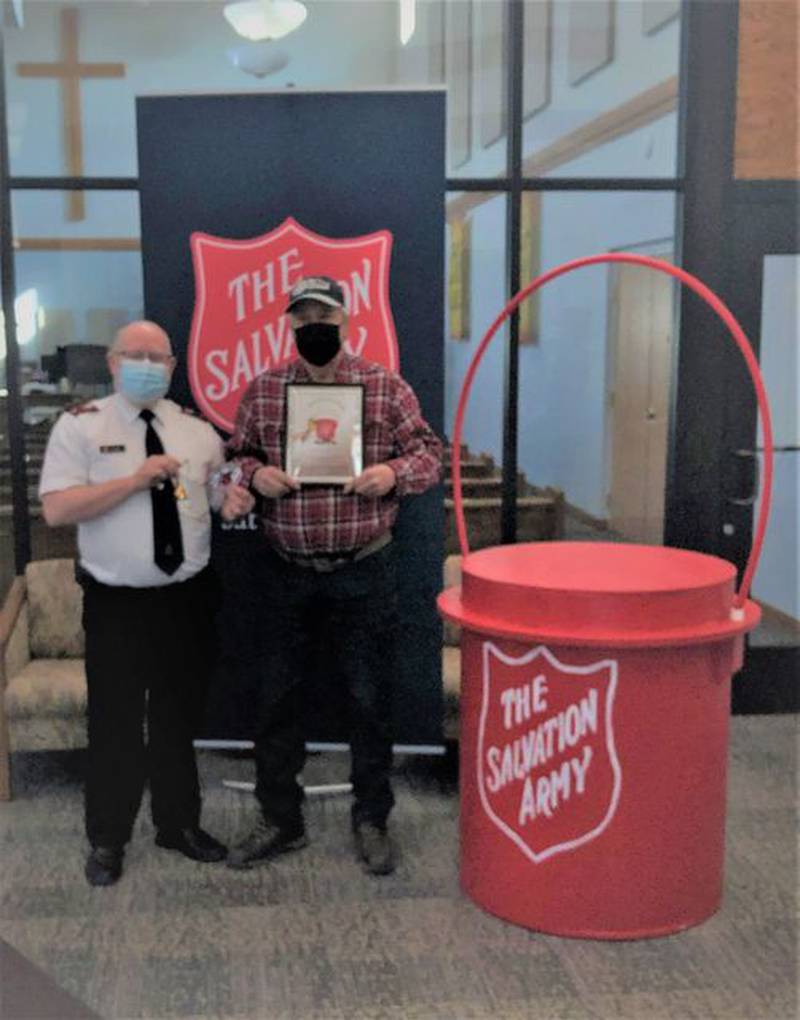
[294,322,341,367]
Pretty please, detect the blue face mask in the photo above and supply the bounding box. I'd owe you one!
[118,358,171,405]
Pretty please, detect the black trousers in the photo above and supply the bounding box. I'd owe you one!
[81,567,218,848]
[253,545,398,832]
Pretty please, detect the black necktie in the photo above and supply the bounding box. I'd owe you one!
[140,409,184,576]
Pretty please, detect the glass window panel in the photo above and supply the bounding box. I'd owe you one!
[14,246,142,380]
[5,0,494,181]
[12,188,140,237]
[5,0,448,177]
[517,190,678,544]
[11,190,142,389]
[9,190,144,562]
[523,0,681,178]
[396,0,446,86]
[444,191,507,548]
[443,0,473,173]
[750,254,799,648]
[441,0,508,178]
[0,294,17,593]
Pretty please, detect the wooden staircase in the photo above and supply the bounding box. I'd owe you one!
[443,445,564,553]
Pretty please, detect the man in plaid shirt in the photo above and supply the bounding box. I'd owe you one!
[225,275,442,875]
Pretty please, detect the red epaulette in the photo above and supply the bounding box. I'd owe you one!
[67,403,100,416]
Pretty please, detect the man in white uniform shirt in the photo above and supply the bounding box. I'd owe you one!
[39,321,253,886]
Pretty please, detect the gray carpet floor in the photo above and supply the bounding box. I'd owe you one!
[0,715,797,1020]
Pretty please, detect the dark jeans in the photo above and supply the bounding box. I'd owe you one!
[81,567,219,847]
[254,544,398,831]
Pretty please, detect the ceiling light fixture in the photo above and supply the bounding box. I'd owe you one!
[227,42,290,78]
[223,0,307,42]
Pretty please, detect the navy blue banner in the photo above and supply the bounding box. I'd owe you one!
[136,91,445,744]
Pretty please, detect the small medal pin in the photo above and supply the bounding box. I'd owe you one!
[172,460,190,501]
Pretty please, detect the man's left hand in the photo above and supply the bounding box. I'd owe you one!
[344,464,396,498]
[221,484,256,521]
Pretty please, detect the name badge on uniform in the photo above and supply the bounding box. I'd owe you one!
[99,444,126,454]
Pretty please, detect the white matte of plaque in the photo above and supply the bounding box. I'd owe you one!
[284,383,364,484]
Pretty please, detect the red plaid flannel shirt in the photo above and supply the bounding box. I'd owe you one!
[227,354,443,559]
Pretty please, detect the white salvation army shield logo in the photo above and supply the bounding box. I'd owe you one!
[477,642,622,864]
[188,217,398,433]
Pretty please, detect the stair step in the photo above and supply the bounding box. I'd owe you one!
[443,460,498,479]
[444,493,565,554]
[0,438,53,450]
[0,488,42,504]
[444,449,491,464]
[0,453,48,466]
[0,441,48,453]
[444,477,526,497]
[0,454,47,471]
[0,503,43,518]
[445,495,558,509]
[0,468,44,484]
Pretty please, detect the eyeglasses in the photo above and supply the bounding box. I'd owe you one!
[114,350,174,365]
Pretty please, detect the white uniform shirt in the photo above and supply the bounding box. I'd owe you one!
[39,394,225,587]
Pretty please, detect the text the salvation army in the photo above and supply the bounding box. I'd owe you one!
[202,251,374,403]
[484,673,600,827]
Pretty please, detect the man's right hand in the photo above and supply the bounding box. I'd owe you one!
[43,454,182,527]
[133,455,182,491]
[251,465,301,498]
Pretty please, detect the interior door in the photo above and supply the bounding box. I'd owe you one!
[608,252,675,544]
[721,189,799,713]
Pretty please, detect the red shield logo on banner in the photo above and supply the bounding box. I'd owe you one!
[188,217,398,433]
[477,642,622,864]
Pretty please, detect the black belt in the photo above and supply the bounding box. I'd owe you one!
[274,531,392,573]
[75,562,214,594]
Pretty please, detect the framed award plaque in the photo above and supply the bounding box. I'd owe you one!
[284,383,365,484]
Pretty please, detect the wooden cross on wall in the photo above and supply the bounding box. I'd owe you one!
[17,7,126,221]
